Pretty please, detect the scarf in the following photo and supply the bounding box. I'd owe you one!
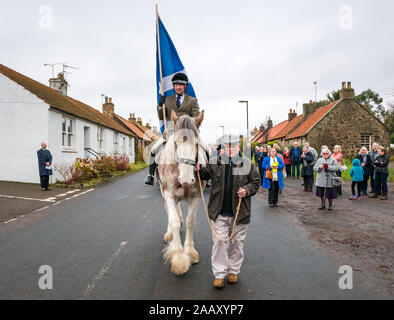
[270,156,279,181]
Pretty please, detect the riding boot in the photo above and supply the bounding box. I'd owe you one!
[318,197,326,210]
[144,153,156,185]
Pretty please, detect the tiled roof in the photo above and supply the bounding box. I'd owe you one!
[251,131,264,143]
[272,114,303,140]
[131,120,157,141]
[114,114,148,140]
[286,101,339,139]
[0,64,132,136]
[257,120,288,143]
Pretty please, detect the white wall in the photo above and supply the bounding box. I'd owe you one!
[49,111,136,183]
[0,74,49,183]
[0,74,135,183]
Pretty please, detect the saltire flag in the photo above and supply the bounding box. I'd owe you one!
[156,15,196,133]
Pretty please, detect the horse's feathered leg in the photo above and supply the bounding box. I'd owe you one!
[163,194,191,275]
[176,202,183,228]
[184,197,200,264]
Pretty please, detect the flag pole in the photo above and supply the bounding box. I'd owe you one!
[156,4,167,133]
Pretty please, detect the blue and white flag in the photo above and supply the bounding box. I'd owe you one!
[156,15,196,133]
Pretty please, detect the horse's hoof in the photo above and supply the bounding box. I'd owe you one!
[163,233,173,243]
[186,248,199,264]
[171,252,191,275]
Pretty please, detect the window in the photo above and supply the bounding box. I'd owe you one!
[113,132,119,153]
[62,116,74,147]
[361,134,371,150]
[97,127,104,150]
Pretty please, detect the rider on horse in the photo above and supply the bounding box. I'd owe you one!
[145,72,202,185]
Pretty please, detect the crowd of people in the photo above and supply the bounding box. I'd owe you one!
[254,141,390,209]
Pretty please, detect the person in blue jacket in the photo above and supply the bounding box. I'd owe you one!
[349,158,364,200]
[262,148,285,207]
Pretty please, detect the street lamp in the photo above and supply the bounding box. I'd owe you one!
[219,125,224,136]
[238,100,249,143]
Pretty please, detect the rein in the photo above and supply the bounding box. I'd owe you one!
[171,127,242,242]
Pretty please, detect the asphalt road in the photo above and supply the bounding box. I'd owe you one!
[0,169,390,300]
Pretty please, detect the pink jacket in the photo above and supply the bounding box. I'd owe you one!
[332,152,343,167]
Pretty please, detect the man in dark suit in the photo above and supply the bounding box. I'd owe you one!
[37,142,53,191]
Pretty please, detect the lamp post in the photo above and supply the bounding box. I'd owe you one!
[219,125,224,136]
[238,100,249,143]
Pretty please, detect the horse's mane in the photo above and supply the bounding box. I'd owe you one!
[175,115,199,138]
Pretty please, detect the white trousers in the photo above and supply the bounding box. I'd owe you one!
[211,215,249,279]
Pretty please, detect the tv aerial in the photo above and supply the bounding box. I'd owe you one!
[43,62,66,78]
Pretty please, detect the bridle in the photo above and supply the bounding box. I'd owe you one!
[175,142,206,167]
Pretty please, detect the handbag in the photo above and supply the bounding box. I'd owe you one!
[265,169,273,180]
[332,175,342,187]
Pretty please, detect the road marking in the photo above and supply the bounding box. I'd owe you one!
[1,188,95,224]
[4,218,17,224]
[81,241,128,299]
[65,189,80,194]
[32,206,49,214]
[0,195,55,202]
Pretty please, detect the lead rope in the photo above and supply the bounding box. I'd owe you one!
[196,170,242,242]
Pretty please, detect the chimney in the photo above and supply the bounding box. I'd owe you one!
[302,101,320,119]
[145,122,151,130]
[137,117,143,125]
[102,97,114,119]
[49,73,68,96]
[267,118,273,129]
[340,81,355,99]
[128,113,137,122]
[288,108,297,122]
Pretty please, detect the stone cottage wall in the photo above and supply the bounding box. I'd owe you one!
[307,100,390,157]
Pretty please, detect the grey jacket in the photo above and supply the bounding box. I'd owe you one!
[313,156,340,188]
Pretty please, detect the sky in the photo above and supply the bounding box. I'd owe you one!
[1,0,394,144]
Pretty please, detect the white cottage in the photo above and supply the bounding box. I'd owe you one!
[0,64,137,184]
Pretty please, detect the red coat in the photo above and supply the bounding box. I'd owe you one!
[283,151,291,165]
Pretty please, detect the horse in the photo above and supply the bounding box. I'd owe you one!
[155,110,208,275]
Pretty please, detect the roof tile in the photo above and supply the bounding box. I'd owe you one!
[286,101,339,139]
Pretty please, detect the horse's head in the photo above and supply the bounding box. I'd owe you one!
[171,110,204,186]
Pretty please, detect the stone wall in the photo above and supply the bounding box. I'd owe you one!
[307,99,390,157]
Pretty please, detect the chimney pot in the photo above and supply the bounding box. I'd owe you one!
[102,97,114,118]
[49,72,68,96]
[340,81,355,99]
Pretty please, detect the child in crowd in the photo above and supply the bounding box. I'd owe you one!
[349,158,364,200]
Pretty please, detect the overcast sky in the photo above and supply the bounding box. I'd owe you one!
[1,0,394,144]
